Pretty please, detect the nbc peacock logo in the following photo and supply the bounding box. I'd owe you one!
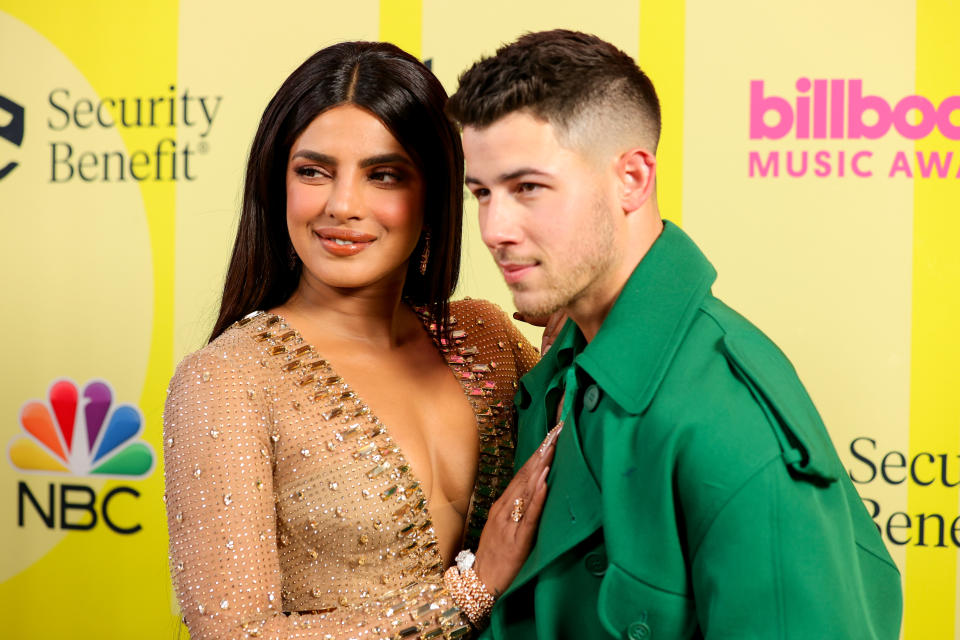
[8,379,154,478]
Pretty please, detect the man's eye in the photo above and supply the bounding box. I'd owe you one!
[517,182,541,194]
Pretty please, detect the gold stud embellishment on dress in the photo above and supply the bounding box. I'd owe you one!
[202,371,211,382]
[223,494,233,506]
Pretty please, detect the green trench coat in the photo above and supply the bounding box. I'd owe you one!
[483,222,902,640]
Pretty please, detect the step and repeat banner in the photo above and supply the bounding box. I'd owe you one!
[1,1,956,638]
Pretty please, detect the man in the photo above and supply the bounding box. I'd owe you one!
[447,30,902,639]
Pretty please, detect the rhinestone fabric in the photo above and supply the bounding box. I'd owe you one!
[164,299,538,639]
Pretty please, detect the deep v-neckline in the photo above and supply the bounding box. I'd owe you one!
[260,307,481,566]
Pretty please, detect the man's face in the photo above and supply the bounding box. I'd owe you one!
[463,111,622,318]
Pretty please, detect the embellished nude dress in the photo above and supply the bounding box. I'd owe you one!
[163,299,538,640]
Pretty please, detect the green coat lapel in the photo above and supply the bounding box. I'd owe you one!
[503,401,602,596]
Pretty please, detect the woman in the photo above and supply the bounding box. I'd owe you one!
[163,42,556,640]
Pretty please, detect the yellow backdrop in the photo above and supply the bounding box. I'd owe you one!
[0,1,955,638]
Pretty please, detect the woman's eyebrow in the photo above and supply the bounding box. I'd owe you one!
[290,150,336,164]
[359,153,413,168]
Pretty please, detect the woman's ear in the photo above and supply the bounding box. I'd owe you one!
[617,147,657,213]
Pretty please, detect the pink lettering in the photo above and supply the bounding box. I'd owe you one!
[893,96,937,139]
[849,80,893,139]
[750,81,792,139]
[852,151,873,177]
[749,151,779,177]
[889,151,913,177]
[938,96,960,140]
[752,78,960,141]
[916,151,953,178]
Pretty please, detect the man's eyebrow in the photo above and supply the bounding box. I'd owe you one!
[465,167,551,186]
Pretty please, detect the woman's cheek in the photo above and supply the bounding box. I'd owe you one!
[286,186,323,223]
[370,190,424,230]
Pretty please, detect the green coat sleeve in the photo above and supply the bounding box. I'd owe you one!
[690,457,902,639]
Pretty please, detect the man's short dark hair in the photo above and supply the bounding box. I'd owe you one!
[448,29,661,154]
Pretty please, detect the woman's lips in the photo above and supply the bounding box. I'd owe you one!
[314,227,376,257]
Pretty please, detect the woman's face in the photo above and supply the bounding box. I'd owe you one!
[286,104,425,294]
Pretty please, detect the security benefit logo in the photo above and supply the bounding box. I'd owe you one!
[7,379,155,534]
[47,85,221,183]
[0,93,25,180]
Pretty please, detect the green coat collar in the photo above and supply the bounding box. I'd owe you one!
[519,220,717,414]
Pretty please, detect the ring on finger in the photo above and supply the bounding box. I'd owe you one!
[510,497,525,523]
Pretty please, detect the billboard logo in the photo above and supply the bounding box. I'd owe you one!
[9,379,155,534]
[0,94,25,180]
[750,79,960,141]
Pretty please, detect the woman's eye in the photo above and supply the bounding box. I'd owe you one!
[295,166,328,179]
[370,170,402,184]
[471,188,490,200]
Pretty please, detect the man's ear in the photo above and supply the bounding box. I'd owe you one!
[616,147,656,213]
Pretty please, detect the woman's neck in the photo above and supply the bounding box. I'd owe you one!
[273,273,416,350]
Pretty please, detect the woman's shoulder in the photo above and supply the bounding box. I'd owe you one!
[169,312,271,386]
[449,297,513,328]
[449,298,538,360]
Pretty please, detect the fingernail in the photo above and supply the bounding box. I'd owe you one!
[539,424,561,455]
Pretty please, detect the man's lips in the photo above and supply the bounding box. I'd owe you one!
[314,227,376,256]
[498,261,537,284]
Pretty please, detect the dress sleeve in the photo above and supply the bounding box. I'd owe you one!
[164,349,474,640]
[457,299,539,379]
[502,315,539,380]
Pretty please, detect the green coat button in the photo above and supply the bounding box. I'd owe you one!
[583,384,601,411]
[627,621,651,639]
[584,551,607,576]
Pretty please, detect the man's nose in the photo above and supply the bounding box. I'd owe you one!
[479,193,522,249]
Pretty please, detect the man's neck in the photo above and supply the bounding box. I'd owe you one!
[568,215,664,342]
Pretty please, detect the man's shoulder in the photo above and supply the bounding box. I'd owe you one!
[655,294,841,484]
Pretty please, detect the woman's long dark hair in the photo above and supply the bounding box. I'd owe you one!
[209,42,463,342]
